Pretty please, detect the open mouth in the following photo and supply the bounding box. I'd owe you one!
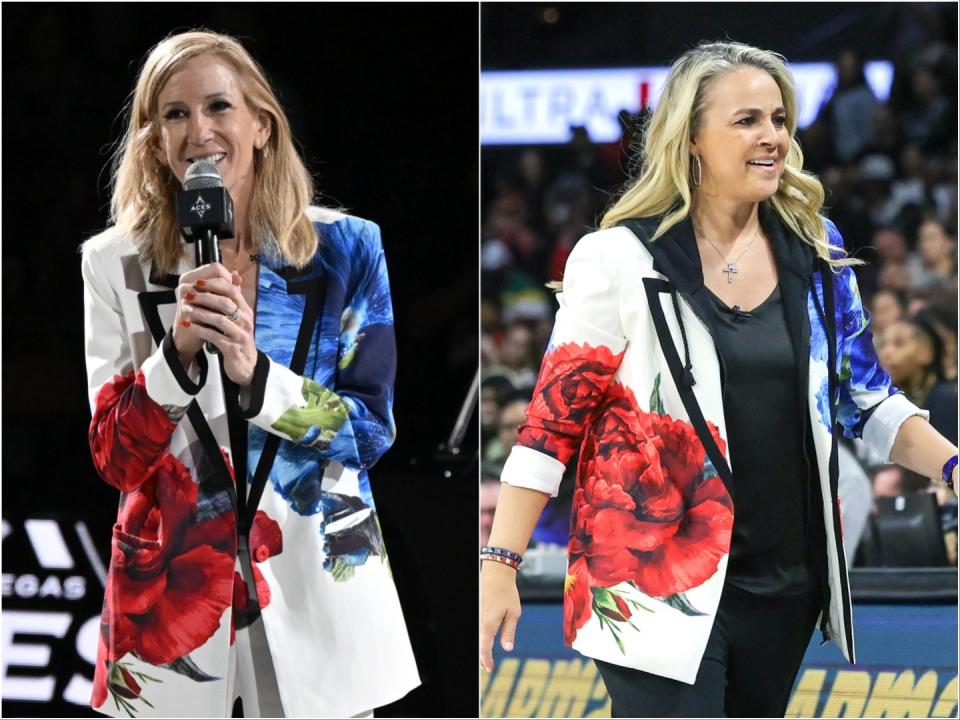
[186,152,226,167]
[747,159,776,167]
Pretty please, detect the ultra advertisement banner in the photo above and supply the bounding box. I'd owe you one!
[480,62,894,145]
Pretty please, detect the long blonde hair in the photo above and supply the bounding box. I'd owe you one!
[105,30,318,273]
[601,40,857,268]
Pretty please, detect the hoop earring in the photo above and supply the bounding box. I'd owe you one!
[691,155,702,187]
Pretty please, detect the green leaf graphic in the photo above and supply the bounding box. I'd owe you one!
[662,591,706,616]
[271,378,348,443]
[330,558,357,582]
[839,353,852,381]
[650,373,665,415]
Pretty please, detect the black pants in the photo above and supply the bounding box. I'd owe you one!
[595,582,822,718]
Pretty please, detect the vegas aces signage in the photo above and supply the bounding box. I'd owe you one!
[2,514,108,716]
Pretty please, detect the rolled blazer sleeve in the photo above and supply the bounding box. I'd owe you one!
[500,231,628,497]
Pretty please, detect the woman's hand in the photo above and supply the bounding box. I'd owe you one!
[480,560,521,673]
[177,263,258,387]
[173,264,233,364]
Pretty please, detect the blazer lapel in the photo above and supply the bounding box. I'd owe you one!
[136,260,240,521]
[136,262,179,344]
[624,204,820,495]
[241,259,326,535]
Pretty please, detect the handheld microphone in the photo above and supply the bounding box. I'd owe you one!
[175,160,236,353]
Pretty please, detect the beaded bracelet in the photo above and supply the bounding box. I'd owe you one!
[942,454,958,491]
[481,553,521,571]
[481,546,523,565]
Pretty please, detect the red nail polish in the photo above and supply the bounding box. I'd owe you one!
[181,319,191,328]
[195,279,206,287]
[185,292,196,301]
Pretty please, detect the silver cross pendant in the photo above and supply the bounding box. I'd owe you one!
[723,263,738,283]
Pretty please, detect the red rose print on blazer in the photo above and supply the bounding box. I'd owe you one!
[89,372,177,493]
[519,342,625,465]
[574,381,733,598]
[101,453,236,665]
[563,556,592,644]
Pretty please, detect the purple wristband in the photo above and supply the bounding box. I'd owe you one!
[942,455,958,490]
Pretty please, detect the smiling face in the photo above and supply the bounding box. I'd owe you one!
[689,65,790,205]
[154,53,270,213]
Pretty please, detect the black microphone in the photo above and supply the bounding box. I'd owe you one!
[175,160,236,353]
[730,305,752,321]
[176,159,235,264]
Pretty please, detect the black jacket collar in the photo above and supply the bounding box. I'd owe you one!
[620,201,813,292]
[620,202,817,423]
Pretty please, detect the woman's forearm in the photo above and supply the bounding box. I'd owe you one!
[889,415,958,487]
[486,483,552,554]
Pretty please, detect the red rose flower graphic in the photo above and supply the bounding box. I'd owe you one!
[573,381,733,599]
[519,342,624,465]
[101,453,236,666]
[89,371,177,493]
[563,556,592,645]
[249,511,283,608]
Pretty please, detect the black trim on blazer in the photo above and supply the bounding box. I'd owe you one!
[819,263,855,658]
[240,351,271,420]
[222,371,249,524]
[139,290,238,517]
[162,329,208,395]
[240,274,324,537]
[188,400,240,518]
[138,290,177,349]
[642,276,734,493]
[147,262,180,289]
[625,210,854,659]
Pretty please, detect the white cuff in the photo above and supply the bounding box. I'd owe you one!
[500,445,566,498]
[140,332,207,408]
[861,393,931,463]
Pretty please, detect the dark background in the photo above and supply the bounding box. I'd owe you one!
[482,2,950,68]
[2,3,478,717]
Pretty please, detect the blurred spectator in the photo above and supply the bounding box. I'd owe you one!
[484,391,532,467]
[485,324,539,389]
[869,288,907,336]
[481,375,516,450]
[817,50,877,163]
[909,216,957,290]
[898,66,954,154]
[916,301,958,383]
[861,104,902,160]
[877,318,958,443]
[872,226,910,264]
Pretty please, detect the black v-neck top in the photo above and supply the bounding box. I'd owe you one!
[704,284,822,596]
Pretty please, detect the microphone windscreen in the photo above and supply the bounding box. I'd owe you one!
[184,159,223,190]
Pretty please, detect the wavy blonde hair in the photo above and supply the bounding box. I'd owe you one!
[105,30,317,273]
[601,40,858,268]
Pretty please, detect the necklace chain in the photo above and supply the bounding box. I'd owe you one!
[697,223,761,283]
[225,252,261,278]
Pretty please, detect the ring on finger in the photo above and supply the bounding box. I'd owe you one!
[227,305,241,323]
